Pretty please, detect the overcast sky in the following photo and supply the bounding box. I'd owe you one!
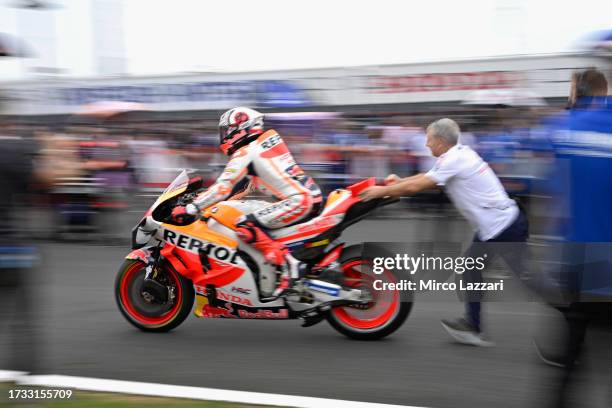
[123,0,611,72]
[1,0,611,79]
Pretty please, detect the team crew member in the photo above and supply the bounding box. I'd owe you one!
[533,69,612,406]
[361,118,528,346]
[172,107,323,295]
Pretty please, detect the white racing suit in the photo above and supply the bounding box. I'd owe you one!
[193,130,322,290]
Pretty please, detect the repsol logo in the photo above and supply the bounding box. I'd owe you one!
[163,229,240,265]
[256,201,292,216]
[260,134,281,149]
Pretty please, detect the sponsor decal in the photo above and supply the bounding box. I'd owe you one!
[370,71,521,93]
[57,80,310,108]
[125,248,151,262]
[256,201,293,216]
[237,309,289,319]
[260,134,282,150]
[163,229,240,264]
[305,239,330,248]
[232,286,251,295]
[196,295,288,319]
[216,290,254,306]
[200,302,236,318]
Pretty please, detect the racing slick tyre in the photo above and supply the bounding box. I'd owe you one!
[326,245,412,340]
[115,259,194,332]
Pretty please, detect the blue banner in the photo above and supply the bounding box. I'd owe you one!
[56,80,311,108]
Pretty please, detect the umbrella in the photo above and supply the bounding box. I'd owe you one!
[462,88,547,107]
[76,101,150,120]
[0,32,32,58]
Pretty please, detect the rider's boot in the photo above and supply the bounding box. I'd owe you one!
[235,216,304,296]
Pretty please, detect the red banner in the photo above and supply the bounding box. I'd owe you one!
[370,71,521,93]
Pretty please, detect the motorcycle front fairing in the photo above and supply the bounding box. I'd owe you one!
[131,170,192,249]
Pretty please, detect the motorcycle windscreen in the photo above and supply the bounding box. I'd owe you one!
[148,170,190,214]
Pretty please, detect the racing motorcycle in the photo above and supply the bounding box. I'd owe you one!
[115,170,411,340]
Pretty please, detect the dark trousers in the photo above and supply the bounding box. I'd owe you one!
[462,209,529,331]
[550,303,612,408]
[0,267,38,373]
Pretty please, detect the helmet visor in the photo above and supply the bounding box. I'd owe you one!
[219,126,230,144]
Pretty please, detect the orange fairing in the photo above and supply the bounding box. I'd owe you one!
[203,204,245,231]
[319,178,376,217]
[197,258,245,287]
[161,245,245,287]
[324,189,348,208]
[160,219,245,287]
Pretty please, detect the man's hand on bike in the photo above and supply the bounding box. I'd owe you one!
[384,174,401,185]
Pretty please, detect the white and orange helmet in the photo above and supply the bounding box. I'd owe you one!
[218,107,264,155]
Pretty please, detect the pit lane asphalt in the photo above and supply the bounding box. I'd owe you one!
[2,217,609,408]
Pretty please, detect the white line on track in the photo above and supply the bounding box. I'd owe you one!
[0,370,27,382]
[1,371,428,408]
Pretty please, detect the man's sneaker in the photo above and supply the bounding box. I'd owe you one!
[440,318,494,347]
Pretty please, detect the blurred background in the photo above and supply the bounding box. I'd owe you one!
[0,2,610,239]
[0,0,610,241]
[1,1,612,407]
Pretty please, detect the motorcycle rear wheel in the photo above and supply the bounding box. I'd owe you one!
[326,245,412,340]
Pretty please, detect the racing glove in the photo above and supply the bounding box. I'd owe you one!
[171,204,199,224]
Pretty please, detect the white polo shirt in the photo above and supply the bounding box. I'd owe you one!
[425,144,518,241]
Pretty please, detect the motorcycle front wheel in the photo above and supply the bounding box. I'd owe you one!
[115,259,194,332]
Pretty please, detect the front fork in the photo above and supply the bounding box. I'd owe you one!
[125,245,174,304]
[143,246,161,280]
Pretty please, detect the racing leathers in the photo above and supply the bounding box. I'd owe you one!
[191,129,322,290]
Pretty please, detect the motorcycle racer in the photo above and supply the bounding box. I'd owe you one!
[172,107,323,295]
